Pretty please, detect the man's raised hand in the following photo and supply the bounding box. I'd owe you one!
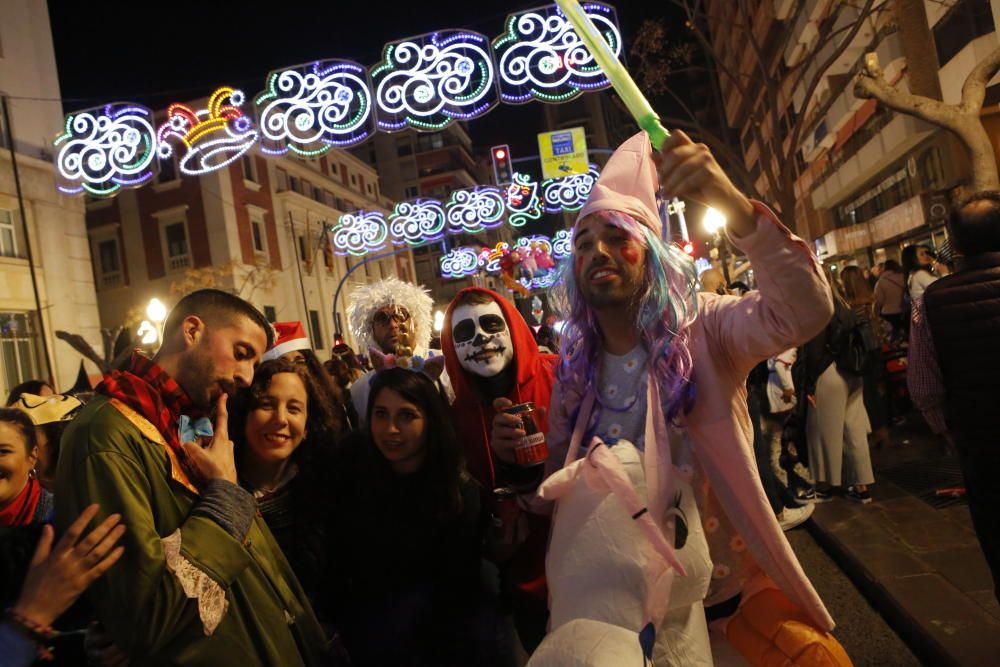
[181,394,238,484]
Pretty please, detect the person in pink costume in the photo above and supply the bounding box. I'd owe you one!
[494,130,849,666]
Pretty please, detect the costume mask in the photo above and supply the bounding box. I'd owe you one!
[451,301,514,378]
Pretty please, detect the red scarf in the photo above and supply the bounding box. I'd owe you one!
[0,477,42,527]
[97,352,198,474]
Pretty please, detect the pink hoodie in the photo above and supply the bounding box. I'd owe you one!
[546,131,837,631]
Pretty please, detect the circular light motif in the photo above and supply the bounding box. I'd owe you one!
[388,199,446,245]
[371,30,498,132]
[445,186,507,233]
[493,2,623,104]
[542,164,600,213]
[552,229,573,260]
[255,59,375,156]
[54,103,157,197]
[157,87,259,177]
[440,247,482,278]
[330,210,389,256]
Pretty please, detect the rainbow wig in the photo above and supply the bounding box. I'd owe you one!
[552,210,699,423]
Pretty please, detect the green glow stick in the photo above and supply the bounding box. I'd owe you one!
[555,0,670,149]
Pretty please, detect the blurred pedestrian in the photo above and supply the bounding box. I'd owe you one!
[801,282,876,504]
[909,191,1000,601]
[902,244,939,303]
[873,259,906,339]
[841,266,891,450]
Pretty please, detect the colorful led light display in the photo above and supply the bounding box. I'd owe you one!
[330,210,389,256]
[505,173,543,226]
[156,87,259,176]
[542,163,600,213]
[371,30,498,132]
[54,104,157,197]
[444,186,507,233]
[551,228,573,260]
[439,246,482,278]
[388,199,447,245]
[493,2,622,104]
[255,60,374,156]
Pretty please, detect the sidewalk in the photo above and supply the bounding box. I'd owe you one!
[804,418,1000,666]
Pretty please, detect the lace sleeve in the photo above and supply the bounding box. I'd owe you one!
[161,529,229,635]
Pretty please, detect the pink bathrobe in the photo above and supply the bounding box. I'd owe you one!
[545,134,836,633]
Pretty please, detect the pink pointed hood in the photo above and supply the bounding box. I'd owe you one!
[576,131,661,234]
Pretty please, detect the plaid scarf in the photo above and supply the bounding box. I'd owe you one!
[97,352,200,471]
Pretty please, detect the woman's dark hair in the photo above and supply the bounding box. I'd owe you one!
[901,244,933,289]
[5,381,54,407]
[365,368,465,520]
[296,348,346,437]
[0,408,37,453]
[840,266,874,305]
[230,358,338,470]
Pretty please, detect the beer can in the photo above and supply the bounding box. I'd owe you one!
[492,487,519,546]
[504,402,549,466]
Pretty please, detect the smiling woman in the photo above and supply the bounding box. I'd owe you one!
[228,358,339,607]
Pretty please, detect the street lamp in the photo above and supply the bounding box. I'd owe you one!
[702,207,731,285]
[433,309,445,333]
[702,207,727,235]
[146,298,167,323]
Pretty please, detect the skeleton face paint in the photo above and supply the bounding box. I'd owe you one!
[451,301,514,378]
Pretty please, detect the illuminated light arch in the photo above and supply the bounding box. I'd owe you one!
[388,199,447,245]
[505,173,543,226]
[255,59,374,156]
[439,234,562,289]
[156,87,259,176]
[444,186,507,233]
[493,2,622,105]
[54,103,157,197]
[542,163,600,212]
[371,30,498,132]
[439,246,482,278]
[330,210,389,256]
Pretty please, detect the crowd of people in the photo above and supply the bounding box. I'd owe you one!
[2,126,994,667]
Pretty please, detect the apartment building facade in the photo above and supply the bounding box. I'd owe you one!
[0,0,102,396]
[707,0,1000,267]
[86,141,414,358]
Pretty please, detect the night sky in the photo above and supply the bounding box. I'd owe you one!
[48,1,684,154]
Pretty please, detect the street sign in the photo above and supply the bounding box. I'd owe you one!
[537,127,589,180]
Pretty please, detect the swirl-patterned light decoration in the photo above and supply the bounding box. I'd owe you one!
[505,173,542,227]
[156,87,259,176]
[552,228,573,260]
[54,103,157,197]
[493,2,622,104]
[330,210,389,256]
[542,163,599,213]
[444,186,507,233]
[388,199,447,245]
[439,246,483,278]
[371,30,498,132]
[255,60,374,156]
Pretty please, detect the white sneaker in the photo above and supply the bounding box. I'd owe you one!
[778,503,815,531]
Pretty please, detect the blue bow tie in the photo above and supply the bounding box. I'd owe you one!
[178,415,214,444]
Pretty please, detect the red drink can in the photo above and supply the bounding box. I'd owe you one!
[504,402,548,466]
[492,487,519,546]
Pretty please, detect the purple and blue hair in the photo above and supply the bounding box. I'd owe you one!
[552,210,699,423]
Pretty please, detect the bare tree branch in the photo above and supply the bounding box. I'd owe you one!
[961,41,1000,112]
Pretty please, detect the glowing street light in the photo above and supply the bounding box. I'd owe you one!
[137,320,158,346]
[702,207,727,235]
[433,309,445,333]
[146,297,167,323]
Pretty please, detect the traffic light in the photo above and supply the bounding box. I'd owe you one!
[682,241,695,255]
[491,144,513,184]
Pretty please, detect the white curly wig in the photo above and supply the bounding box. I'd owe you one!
[347,277,434,354]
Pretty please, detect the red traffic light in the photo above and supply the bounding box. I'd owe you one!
[682,241,695,255]
[494,148,507,160]
[491,144,513,184]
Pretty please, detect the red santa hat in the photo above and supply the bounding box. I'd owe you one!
[262,321,311,361]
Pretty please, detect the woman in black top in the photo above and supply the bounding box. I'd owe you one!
[325,367,496,667]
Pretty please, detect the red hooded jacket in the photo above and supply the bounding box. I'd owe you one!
[441,287,556,611]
